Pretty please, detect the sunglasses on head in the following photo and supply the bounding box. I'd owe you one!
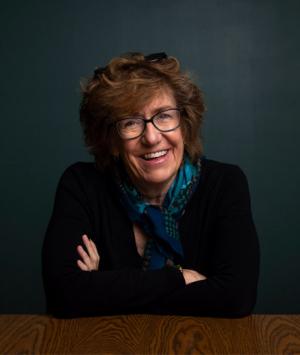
[144,52,167,62]
[94,52,168,77]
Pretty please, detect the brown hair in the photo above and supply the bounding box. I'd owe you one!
[80,52,205,170]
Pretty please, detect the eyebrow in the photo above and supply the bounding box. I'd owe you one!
[135,105,175,117]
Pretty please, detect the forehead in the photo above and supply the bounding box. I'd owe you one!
[136,89,176,115]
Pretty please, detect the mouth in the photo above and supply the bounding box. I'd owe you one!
[141,149,169,161]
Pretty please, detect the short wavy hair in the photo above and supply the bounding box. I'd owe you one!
[80,52,205,170]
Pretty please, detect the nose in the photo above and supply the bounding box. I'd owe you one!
[141,121,162,145]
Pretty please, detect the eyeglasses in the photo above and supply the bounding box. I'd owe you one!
[115,108,181,140]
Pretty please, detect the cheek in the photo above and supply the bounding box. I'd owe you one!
[173,132,184,157]
[120,143,140,171]
[125,153,138,170]
[120,140,133,159]
[176,143,184,165]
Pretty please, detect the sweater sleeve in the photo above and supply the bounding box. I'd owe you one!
[42,165,185,318]
[157,165,260,318]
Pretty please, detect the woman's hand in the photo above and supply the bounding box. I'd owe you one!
[182,269,207,285]
[77,234,100,271]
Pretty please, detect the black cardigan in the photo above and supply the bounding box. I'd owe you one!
[42,158,260,318]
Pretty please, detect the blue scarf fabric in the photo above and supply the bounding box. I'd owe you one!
[115,155,201,270]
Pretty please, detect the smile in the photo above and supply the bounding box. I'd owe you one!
[142,150,169,160]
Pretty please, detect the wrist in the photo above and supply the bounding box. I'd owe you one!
[175,264,183,273]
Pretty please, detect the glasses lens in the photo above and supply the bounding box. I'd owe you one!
[117,118,144,139]
[153,109,180,131]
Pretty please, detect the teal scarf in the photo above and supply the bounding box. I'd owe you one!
[115,155,201,270]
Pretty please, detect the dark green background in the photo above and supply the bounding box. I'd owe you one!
[1,0,299,314]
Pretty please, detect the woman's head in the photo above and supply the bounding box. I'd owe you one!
[80,52,205,171]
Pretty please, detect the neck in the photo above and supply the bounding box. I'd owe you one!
[140,192,167,206]
[122,165,177,207]
[133,178,175,207]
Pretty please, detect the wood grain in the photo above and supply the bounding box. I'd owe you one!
[0,314,299,354]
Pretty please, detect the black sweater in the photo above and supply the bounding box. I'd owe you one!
[42,158,260,318]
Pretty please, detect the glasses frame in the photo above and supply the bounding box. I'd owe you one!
[115,108,181,140]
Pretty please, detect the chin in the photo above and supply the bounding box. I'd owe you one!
[142,170,176,187]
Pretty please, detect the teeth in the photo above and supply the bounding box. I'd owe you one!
[143,150,168,160]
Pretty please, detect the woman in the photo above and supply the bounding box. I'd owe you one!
[42,52,259,318]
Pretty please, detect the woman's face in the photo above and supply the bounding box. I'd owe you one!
[119,90,184,195]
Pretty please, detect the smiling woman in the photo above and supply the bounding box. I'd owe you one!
[42,52,260,318]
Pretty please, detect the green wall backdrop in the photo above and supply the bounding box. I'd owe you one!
[1,0,299,314]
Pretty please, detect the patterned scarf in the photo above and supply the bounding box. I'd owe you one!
[115,155,201,270]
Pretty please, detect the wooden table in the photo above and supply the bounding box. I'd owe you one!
[0,314,300,354]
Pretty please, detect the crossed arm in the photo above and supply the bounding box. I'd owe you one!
[77,233,207,285]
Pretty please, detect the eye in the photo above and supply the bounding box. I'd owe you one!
[156,111,175,122]
[119,118,143,130]
[157,112,172,120]
[124,120,137,128]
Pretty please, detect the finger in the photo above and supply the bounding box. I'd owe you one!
[77,259,90,271]
[89,240,100,267]
[82,235,98,261]
[89,239,100,259]
[77,245,93,270]
[89,240,100,268]
[82,235,100,268]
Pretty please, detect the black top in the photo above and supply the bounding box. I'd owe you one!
[42,158,260,318]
